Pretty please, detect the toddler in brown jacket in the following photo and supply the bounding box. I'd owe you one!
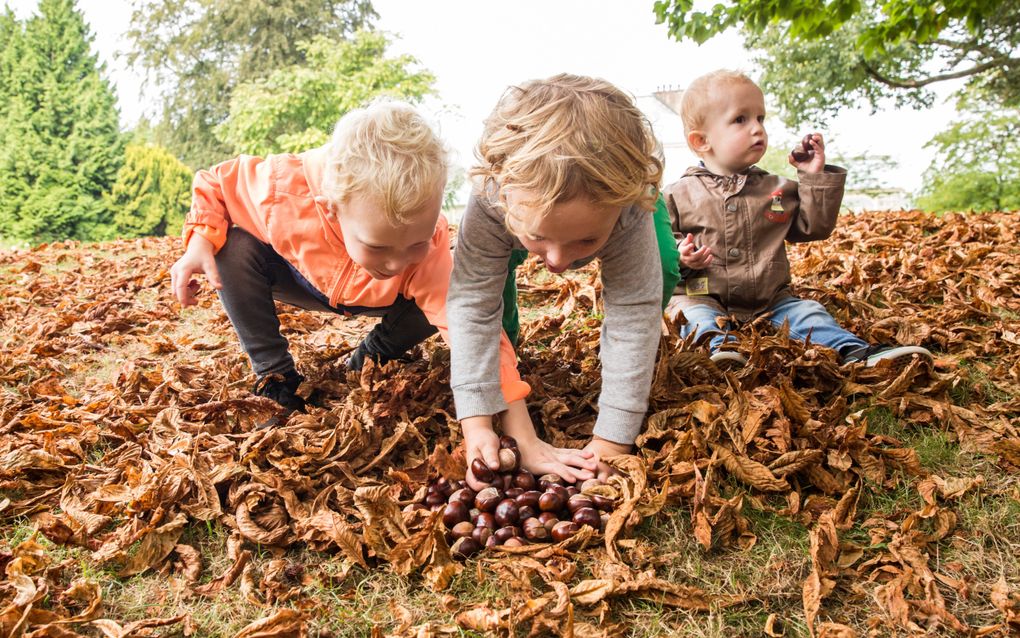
[664,70,931,369]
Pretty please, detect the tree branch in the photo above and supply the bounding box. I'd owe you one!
[862,56,1020,89]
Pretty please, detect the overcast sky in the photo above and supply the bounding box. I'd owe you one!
[6,0,960,194]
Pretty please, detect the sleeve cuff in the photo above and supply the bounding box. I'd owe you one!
[798,165,847,186]
[592,403,645,445]
[453,383,509,420]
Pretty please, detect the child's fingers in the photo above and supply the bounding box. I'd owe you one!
[204,257,223,290]
[558,448,598,472]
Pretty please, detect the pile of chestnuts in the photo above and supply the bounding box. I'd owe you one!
[413,436,615,560]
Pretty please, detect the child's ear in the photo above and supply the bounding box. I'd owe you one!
[687,130,710,154]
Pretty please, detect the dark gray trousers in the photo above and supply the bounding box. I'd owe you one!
[214,228,437,377]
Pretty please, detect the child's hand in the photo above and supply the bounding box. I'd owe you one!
[581,437,633,481]
[501,400,597,483]
[789,133,826,174]
[170,234,222,307]
[462,415,501,491]
[679,233,713,269]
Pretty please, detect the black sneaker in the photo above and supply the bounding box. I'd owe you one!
[253,370,306,428]
[841,344,932,368]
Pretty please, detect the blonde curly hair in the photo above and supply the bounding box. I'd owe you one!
[471,74,663,230]
[680,69,759,138]
[322,100,447,225]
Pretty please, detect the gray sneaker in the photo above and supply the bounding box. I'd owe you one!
[710,351,748,370]
[842,344,932,368]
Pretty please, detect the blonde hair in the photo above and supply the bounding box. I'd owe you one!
[322,100,447,225]
[681,69,759,138]
[471,73,663,229]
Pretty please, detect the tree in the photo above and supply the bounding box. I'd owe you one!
[126,0,377,169]
[0,0,124,243]
[215,31,435,156]
[105,144,194,238]
[915,100,1020,212]
[654,1,1020,126]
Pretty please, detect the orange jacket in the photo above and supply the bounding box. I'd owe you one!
[182,145,530,404]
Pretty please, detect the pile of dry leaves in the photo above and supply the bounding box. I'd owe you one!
[1,210,1018,637]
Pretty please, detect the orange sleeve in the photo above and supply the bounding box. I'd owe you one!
[181,155,275,253]
[406,220,531,405]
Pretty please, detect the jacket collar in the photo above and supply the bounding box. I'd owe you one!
[683,163,767,195]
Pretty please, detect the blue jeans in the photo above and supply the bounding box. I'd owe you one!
[679,297,866,355]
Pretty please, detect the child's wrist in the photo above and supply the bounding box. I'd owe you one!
[461,415,494,434]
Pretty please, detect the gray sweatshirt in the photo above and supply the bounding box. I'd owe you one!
[447,190,663,445]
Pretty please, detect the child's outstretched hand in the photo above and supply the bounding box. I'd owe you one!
[679,233,713,269]
[789,133,826,174]
[462,416,502,491]
[170,234,222,307]
[581,436,632,482]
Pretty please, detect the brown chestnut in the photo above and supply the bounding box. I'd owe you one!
[494,499,520,527]
[451,521,476,538]
[551,520,579,542]
[499,435,518,450]
[538,491,565,512]
[501,474,513,490]
[515,490,541,509]
[513,470,537,491]
[539,473,565,489]
[472,526,492,546]
[518,505,538,521]
[572,507,601,530]
[791,134,815,162]
[505,487,524,499]
[451,536,481,559]
[591,494,615,511]
[448,487,475,507]
[498,447,520,473]
[485,534,498,548]
[435,476,452,496]
[493,526,518,544]
[470,458,496,484]
[442,501,470,528]
[567,494,594,514]
[474,487,502,513]
[425,489,446,507]
[580,478,604,492]
[600,512,611,529]
[503,537,527,548]
[522,518,550,541]
[474,512,497,530]
[565,486,580,497]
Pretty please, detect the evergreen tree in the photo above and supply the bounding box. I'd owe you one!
[106,144,193,238]
[0,0,124,243]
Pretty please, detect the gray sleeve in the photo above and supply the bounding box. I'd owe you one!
[447,191,514,419]
[787,165,847,242]
[593,208,663,444]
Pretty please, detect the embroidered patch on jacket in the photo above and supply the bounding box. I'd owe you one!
[685,276,709,296]
[765,189,790,223]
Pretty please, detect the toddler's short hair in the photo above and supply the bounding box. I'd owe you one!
[471,73,663,228]
[680,70,759,138]
[322,100,447,225]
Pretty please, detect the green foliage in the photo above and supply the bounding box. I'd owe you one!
[443,166,467,211]
[215,31,435,157]
[105,144,193,238]
[654,1,1020,126]
[916,99,1020,212]
[126,0,377,169]
[0,0,124,243]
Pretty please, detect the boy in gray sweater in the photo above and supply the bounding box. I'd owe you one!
[447,74,666,486]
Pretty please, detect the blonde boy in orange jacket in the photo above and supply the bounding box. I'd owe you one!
[168,102,531,426]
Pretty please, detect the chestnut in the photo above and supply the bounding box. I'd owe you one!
[485,534,498,548]
[551,521,579,542]
[442,501,470,528]
[499,435,518,450]
[515,490,541,509]
[425,489,446,507]
[565,486,580,497]
[493,526,518,545]
[522,517,550,541]
[451,536,481,559]
[448,487,475,507]
[538,491,565,513]
[472,526,492,546]
[572,507,601,530]
[451,520,476,538]
[505,487,524,499]
[539,473,565,489]
[591,494,615,512]
[600,512,611,529]
[494,499,520,527]
[580,478,604,492]
[791,134,815,162]
[518,505,538,521]
[474,512,497,530]
[513,470,537,491]
[498,447,520,473]
[474,487,502,513]
[501,474,513,490]
[538,511,559,529]
[435,476,452,497]
[503,537,527,548]
[567,494,594,514]
[549,485,569,502]
[470,458,496,484]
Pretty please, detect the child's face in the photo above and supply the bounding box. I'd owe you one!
[506,190,621,273]
[697,82,768,174]
[338,191,442,280]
